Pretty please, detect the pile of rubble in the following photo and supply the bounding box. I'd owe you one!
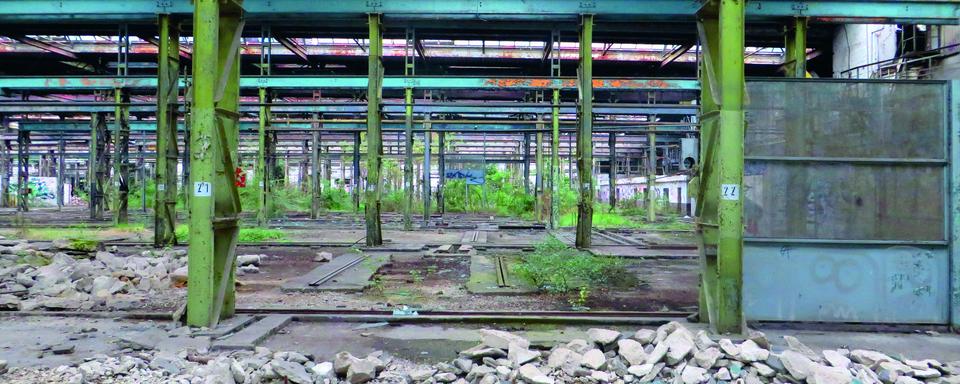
[4,321,959,384]
[433,323,960,384]
[0,240,271,312]
[0,240,189,311]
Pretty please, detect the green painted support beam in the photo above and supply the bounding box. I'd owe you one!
[716,0,746,334]
[437,132,446,214]
[536,125,545,223]
[88,113,108,220]
[403,87,414,230]
[609,133,616,210]
[16,130,29,212]
[1,0,958,24]
[695,9,721,332]
[647,131,656,222]
[523,133,531,194]
[422,117,432,224]
[575,14,594,249]
[950,80,960,330]
[154,14,180,247]
[784,17,807,78]
[256,87,271,226]
[187,0,243,328]
[113,89,130,225]
[550,88,560,229]
[0,140,9,208]
[365,13,384,246]
[310,118,322,219]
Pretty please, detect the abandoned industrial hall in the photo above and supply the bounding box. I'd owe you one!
[0,0,958,383]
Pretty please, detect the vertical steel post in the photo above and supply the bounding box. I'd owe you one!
[437,132,445,214]
[536,124,544,222]
[695,0,747,334]
[365,13,384,246]
[609,133,616,210]
[949,80,960,330]
[57,138,65,209]
[89,113,108,220]
[257,87,271,226]
[575,14,594,248]
[523,133,531,194]
[647,131,656,222]
[550,89,560,229]
[16,130,28,212]
[187,0,243,328]
[403,88,414,230]
[353,131,361,211]
[0,140,9,208]
[311,116,322,219]
[155,14,180,246]
[785,17,808,78]
[113,89,130,224]
[422,118,432,223]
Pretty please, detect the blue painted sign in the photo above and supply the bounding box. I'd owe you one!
[445,169,485,185]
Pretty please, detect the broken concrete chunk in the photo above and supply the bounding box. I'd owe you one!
[617,339,647,366]
[479,329,529,350]
[581,349,607,370]
[587,328,621,346]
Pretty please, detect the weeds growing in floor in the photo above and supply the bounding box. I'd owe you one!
[512,237,637,298]
[174,225,287,243]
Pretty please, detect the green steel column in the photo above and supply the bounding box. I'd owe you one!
[16,130,28,212]
[365,13,384,246]
[89,113,108,220]
[57,138,65,209]
[647,131,656,222]
[609,133,616,210]
[785,17,808,78]
[113,89,130,224]
[437,132,445,214]
[403,87,414,230]
[155,14,180,247]
[950,80,960,330]
[422,119,432,223]
[523,133,531,194]
[716,0,746,334]
[310,118,322,219]
[353,132,361,211]
[536,125,544,223]
[550,89,560,229]
[187,0,243,328]
[257,87,271,226]
[695,14,721,330]
[0,140,8,208]
[575,14,594,248]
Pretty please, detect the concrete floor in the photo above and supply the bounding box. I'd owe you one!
[2,315,958,372]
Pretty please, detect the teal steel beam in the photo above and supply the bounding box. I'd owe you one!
[365,13,384,246]
[0,76,699,91]
[1,1,957,23]
[154,14,180,247]
[575,14,594,249]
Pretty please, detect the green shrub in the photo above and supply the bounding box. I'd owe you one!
[512,237,635,293]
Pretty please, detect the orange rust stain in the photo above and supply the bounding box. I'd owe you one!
[529,79,551,88]
[59,78,67,86]
[81,78,94,86]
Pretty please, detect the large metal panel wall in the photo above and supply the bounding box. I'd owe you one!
[741,79,954,324]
